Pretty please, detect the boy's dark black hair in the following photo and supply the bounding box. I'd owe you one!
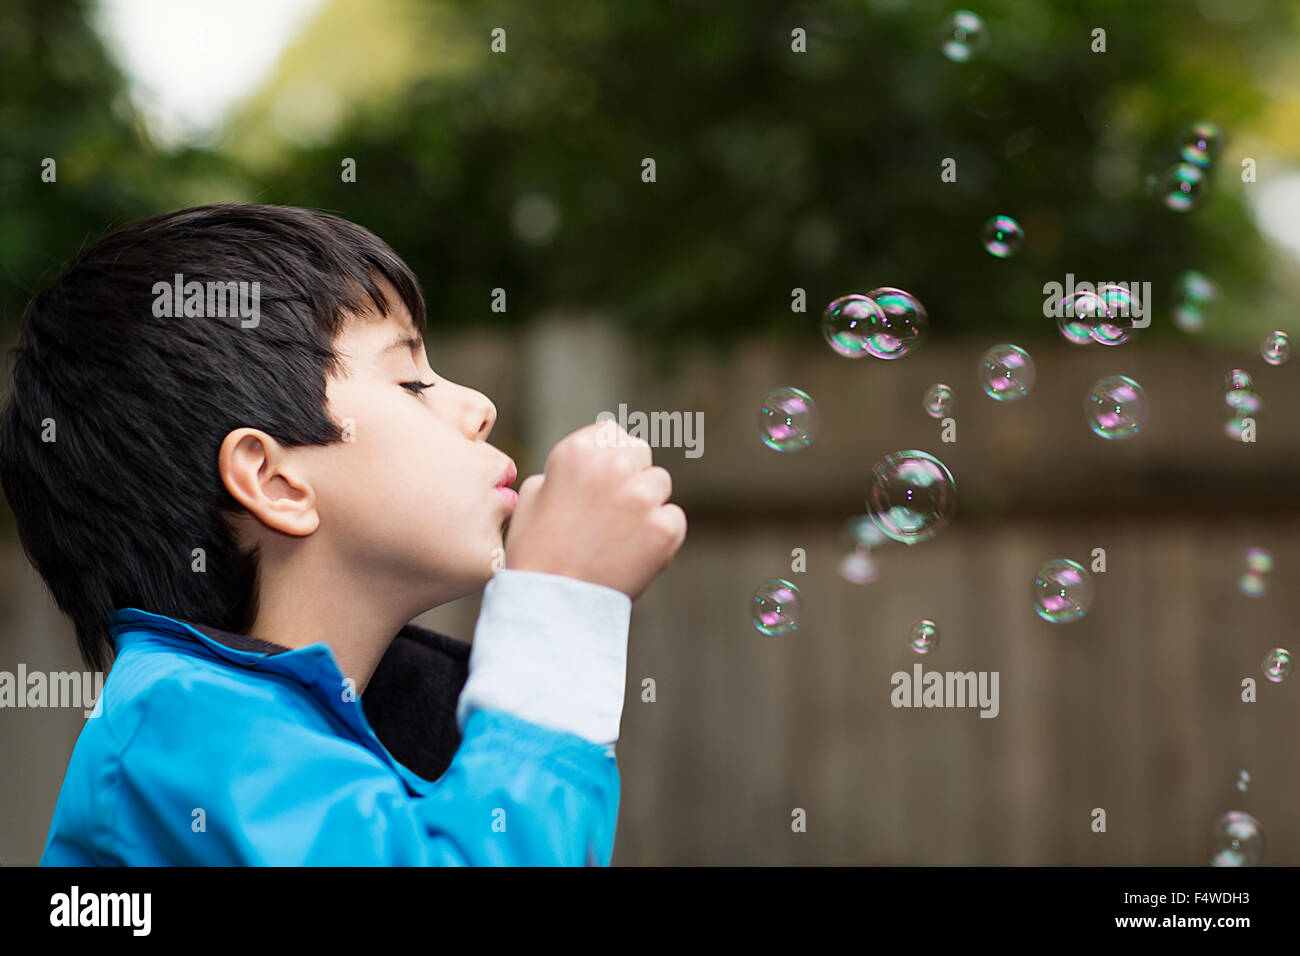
[0,204,427,671]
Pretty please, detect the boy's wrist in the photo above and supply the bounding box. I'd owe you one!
[455,568,632,745]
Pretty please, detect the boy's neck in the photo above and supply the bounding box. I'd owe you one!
[250,556,420,695]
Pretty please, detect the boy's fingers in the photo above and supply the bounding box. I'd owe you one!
[516,473,545,509]
[602,432,652,476]
[581,419,651,460]
[652,503,688,554]
[628,465,673,507]
[625,434,653,469]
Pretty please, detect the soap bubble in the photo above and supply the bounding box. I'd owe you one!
[940,9,987,62]
[1240,549,1271,595]
[1224,390,1261,415]
[1173,303,1204,333]
[1173,272,1215,334]
[867,450,957,545]
[1178,120,1221,168]
[1224,416,1254,442]
[838,515,886,585]
[862,287,928,359]
[1085,375,1146,440]
[1223,370,1259,416]
[1261,330,1290,366]
[979,344,1036,401]
[1236,770,1250,794]
[1239,572,1266,597]
[822,294,886,358]
[1058,288,1141,346]
[837,548,879,585]
[1262,648,1292,683]
[1162,162,1207,211]
[1032,558,1094,623]
[1178,270,1219,305]
[751,578,802,636]
[1211,811,1263,866]
[1225,368,1253,393]
[1090,284,1142,346]
[1058,291,1102,345]
[759,387,818,451]
[844,514,889,550]
[1244,547,1273,574]
[909,619,940,654]
[981,215,1023,258]
[923,383,954,418]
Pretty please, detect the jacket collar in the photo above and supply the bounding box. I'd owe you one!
[105,606,444,794]
[108,606,338,679]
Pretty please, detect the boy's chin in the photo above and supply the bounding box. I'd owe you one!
[408,542,503,606]
[416,569,493,614]
[462,543,506,590]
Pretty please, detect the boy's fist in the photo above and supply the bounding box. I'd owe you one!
[504,421,687,600]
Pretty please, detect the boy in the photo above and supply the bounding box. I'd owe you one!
[0,203,686,865]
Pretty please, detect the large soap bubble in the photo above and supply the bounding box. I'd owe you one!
[867,450,957,545]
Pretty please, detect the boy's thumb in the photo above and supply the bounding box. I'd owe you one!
[515,473,545,511]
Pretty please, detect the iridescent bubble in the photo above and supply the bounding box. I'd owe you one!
[822,294,886,358]
[979,344,1036,401]
[1211,811,1263,867]
[923,383,954,418]
[1225,368,1253,393]
[1261,330,1290,366]
[1162,162,1207,211]
[1238,571,1266,597]
[843,514,889,551]
[1223,370,1259,415]
[837,548,879,585]
[1089,284,1142,346]
[1085,375,1146,440]
[1178,120,1221,169]
[1179,270,1218,305]
[838,517,884,585]
[940,9,988,63]
[909,619,940,655]
[1262,648,1292,683]
[863,287,928,359]
[1236,770,1250,794]
[981,215,1023,258]
[759,386,818,451]
[866,450,957,545]
[751,578,802,636]
[1224,390,1261,415]
[1244,547,1273,574]
[1173,303,1204,334]
[1058,290,1103,345]
[1224,417,1253,442]
[1032,558,1094,623]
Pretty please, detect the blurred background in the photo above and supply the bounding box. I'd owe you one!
[2,0,1299,865]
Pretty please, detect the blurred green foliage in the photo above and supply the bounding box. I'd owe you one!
[1,0,1293,368]
[0,0,234,326]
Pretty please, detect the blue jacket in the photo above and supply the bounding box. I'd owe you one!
[39,572,629,866]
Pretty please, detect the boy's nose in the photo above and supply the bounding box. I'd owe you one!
[462,391,496,440]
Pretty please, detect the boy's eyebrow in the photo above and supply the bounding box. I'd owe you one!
[377,334,425,359]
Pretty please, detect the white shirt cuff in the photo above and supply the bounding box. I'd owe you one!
[455,568,632,746]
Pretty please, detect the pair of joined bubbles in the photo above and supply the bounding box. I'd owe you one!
[820,284,1143,367]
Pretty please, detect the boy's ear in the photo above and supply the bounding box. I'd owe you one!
[218,428,320,537]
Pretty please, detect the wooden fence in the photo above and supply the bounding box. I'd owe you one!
[3,319,1297,864]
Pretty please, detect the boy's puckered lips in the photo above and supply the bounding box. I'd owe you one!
[495,458,518,507]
